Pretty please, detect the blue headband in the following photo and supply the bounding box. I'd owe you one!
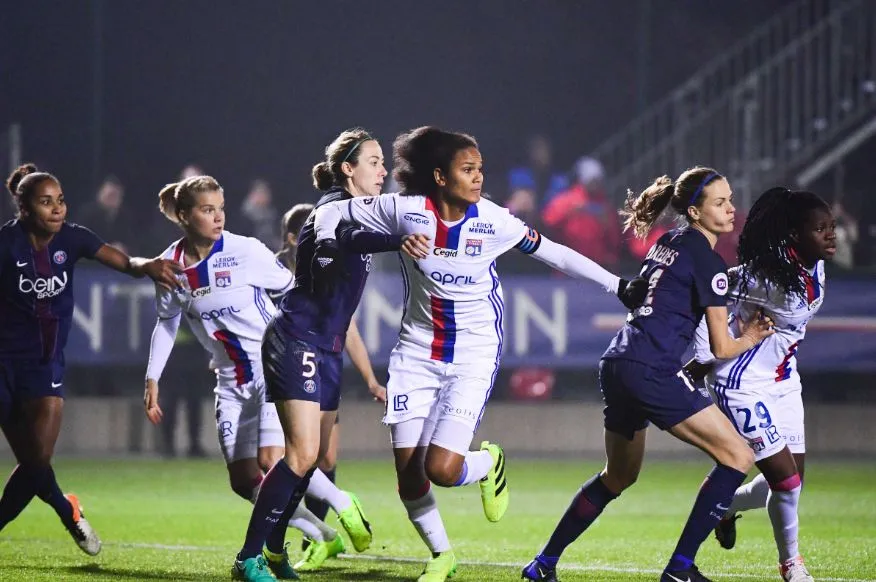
[689,172,720,206]
[341,136,372,164]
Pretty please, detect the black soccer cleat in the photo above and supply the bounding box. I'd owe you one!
[661,564,714,582]
[521,558,559,581]
[714,513,741,549]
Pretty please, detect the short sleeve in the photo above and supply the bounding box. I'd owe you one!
[342,194,399,236]
[246,239,295,291]
[692,248,730,308]
[69,223,105,260]
[155,284,182,319]
[482,199,529,255]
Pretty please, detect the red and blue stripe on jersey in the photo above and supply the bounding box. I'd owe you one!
[802,262,821,305]
[174,236,224,291]
[429,296,457,362]
[212,329,253,385]
[424,197,478,249]
[774,341,800,382]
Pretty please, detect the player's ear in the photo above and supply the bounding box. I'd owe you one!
[341,161,355,179]
[433,168,446,187]
[686,205,701,222]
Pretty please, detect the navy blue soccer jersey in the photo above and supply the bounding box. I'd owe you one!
[0,220,105,360]
[276,188,400,353]
[602,227,729,372]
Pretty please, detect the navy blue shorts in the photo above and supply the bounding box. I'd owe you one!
[262,321,342,411]
[0,358,66,422]
[599,358,712,440]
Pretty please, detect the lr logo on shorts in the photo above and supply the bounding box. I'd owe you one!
[393,394,409,412]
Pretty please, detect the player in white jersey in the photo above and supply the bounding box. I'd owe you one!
[312,126,647,582]
[688,187,836,582]
[141,176,375,577]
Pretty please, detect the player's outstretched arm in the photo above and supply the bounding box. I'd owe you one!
[524,232,620,291]
[93,245,182,291]
[705,305,774,360]
[344,319,386,403]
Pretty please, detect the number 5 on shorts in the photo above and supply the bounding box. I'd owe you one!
[302,352,316,378]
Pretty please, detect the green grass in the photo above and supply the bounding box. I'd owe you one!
[0,458,874,581]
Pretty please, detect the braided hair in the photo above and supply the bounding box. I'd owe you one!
[737,187,830,300]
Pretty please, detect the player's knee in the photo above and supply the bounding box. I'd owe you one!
[229,475,256,501]
[317,455,336,473]
[424,456,462,488]
[601,467,639,492]
[284,447,319,476]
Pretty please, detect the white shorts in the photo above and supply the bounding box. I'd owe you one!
[215,377,284,464]
[709,378,805,461]
[383,350,498,455]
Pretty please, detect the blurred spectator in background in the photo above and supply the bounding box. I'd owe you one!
[625,215,673,264]
[507,135,568,207]
[505,169,543,232]
[179,164,204,180]
[76,176,135,254]
[832,199,859,269]
[240,179,280,249]
[541,157,621,269]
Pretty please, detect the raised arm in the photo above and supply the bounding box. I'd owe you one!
[93,245,181,291]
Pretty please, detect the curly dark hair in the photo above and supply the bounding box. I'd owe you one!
[737,187,830,300]
[392,126,478,196]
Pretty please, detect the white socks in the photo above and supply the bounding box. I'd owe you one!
[729,473,770,514]
[307,468,352,513]
[401,485,450,553]
[453,450,494,486]
[767,480,802,562]
[287,503,337,542]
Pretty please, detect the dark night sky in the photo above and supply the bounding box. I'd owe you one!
[2,0,796,225]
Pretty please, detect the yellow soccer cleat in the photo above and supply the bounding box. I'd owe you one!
[478,441,509,522]
[417,550,458,582]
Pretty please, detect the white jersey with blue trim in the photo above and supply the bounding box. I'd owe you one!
[338,194,530,365]
[154,231,294,387]
[693,261,826,388]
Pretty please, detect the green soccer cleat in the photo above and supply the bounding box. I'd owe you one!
[293,534,346,571]
[417,550,458,582]
[232,555,278,582]
[262,543,299,579]
[337,491,372,552]
[479,440,509,522]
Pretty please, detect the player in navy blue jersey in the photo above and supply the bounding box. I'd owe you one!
[232,129,430,581]
[0,164,180,555]
[522,167,775,582]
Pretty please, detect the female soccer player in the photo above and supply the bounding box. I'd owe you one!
[521,167,775,582]
[310,126,646,582]
[275,203,387,571]
[232,128,430,582]
[689,188,835,582]
[0,163,179,555]
[143,176,386,578]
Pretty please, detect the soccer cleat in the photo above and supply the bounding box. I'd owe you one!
[521,558,559,581]
[479,440,509,522]
[714,513,741,549]
[337,491,372,552]
[780,556,814,582]
[64,494,101,556]
[232,555,278,581]
[661,564,714,582]
[293,534,346,571]
[417,551,458,582]
[262,543,299,579]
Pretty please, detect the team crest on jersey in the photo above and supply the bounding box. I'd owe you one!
[215,270,232,288]
[52,250,67,265]
[303,379,316,393]
[748,436,765,452]
[464,239,483,257]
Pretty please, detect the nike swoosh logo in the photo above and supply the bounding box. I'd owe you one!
[51,382,62,388]
[16,261,27,267]
[665,574,691,582]
[270,509,284,515]
[716,503,730,512]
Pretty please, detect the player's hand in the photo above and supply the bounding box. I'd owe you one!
[739,308,775,345]
[311,239,343,295]
[143,258,183,292]
[144,379,163,425]
[616,276,649,310]
[367,381,387,403]
[401,234,430,259]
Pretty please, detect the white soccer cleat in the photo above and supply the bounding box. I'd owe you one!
[65,494,102,556]
[780,555,814,582]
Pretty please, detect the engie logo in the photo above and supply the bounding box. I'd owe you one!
[199,305,241,320]
[403,212,430,225]
[433,247,458,258]
[19,272,68,299]
[430,270,475,285]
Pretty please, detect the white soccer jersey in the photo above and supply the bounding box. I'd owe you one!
[155,231,294,387]
[332,194,531,365]
[693,261,826,387]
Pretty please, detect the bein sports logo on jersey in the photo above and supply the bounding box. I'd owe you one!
[18,272,68,299]
[215,270,232,288]
[464,239,482,257]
